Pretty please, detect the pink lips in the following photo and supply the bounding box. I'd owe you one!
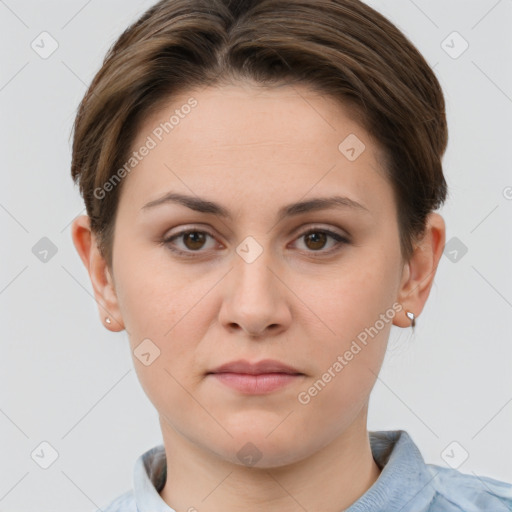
[207,359,304,394]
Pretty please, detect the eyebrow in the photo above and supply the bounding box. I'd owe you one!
[141,192,370,221]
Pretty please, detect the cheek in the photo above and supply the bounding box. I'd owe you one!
[303,247,401,346]
[295,316,390,438]
[294,241,400,402]
[113,242,204,336]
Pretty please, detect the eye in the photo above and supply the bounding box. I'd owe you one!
[292,227,350,255]
[162,229,218,256]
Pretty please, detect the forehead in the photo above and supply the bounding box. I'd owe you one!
[118,83,392,218]
[139,83,366,153]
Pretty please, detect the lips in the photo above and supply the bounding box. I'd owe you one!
[206,359,304,394]
[207,359,303,375]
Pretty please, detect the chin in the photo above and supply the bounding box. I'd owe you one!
[208,427,310,469]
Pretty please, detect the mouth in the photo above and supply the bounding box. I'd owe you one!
[206,359,305,394]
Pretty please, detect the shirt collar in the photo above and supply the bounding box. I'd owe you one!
[133,444,173,511]
[346,430,435,511]
[133,430,434,512]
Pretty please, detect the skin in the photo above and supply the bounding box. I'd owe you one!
[72,82,445,512]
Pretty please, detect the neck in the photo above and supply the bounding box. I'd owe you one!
[159,411,381,512]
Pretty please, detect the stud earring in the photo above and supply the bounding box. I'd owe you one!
[406,311,415,328]
[105,317,112,325]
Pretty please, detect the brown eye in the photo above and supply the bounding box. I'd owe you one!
[303,231,328,251]
[293,228,350,255]
[163,229,217,256]
[182,231,208,250]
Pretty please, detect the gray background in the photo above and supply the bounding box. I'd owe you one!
[1,0,511,510]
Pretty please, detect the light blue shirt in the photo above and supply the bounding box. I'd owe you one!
[102,430,512,511]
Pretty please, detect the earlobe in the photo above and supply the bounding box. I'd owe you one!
[393,213,446,329]
[70,215,125,331]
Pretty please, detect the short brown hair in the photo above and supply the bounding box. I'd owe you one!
[70,0,448,268]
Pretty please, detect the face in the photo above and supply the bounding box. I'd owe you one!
[108,83,407,467]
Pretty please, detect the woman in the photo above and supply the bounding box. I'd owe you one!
[70,0,512,510]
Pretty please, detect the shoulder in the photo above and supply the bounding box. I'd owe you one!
[100,489,137,512]
[425,463,512,512]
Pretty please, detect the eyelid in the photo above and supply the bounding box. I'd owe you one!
[291,224,350,242]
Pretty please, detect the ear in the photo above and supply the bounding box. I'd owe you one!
[70,215,125,331]
[393,213,446,328]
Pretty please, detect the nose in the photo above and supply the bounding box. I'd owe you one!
[218,247,292,338]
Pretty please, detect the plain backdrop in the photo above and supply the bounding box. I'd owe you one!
[1,0,511,510]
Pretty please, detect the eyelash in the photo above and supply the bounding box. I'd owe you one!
[161,226,350,258]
